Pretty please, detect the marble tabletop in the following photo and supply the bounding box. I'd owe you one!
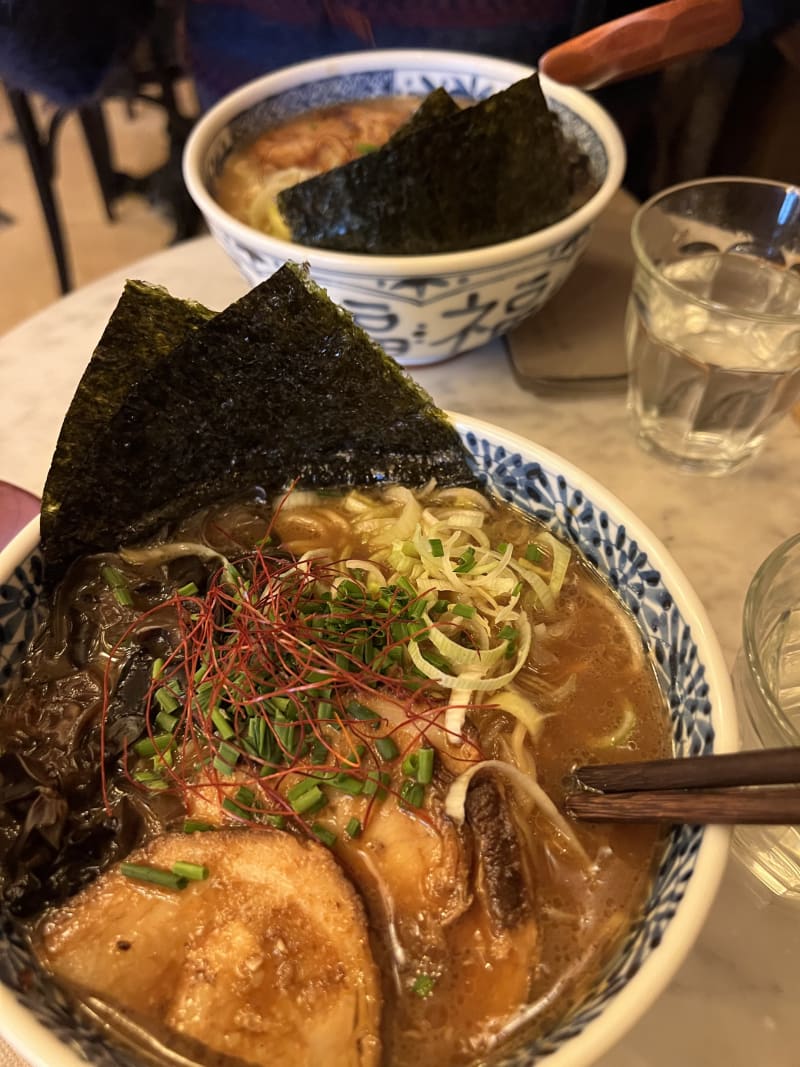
[1,226,799,1067]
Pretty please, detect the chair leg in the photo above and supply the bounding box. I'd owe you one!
[77,103,124,221]
[5,86,72,294]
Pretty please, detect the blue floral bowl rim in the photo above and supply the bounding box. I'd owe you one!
[0,413,735,1067]
[182,48,626,275]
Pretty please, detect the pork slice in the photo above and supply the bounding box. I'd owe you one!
[38,829,382,1067]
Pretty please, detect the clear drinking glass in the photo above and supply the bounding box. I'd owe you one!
[625,178,800,475]
[732,533,800,899]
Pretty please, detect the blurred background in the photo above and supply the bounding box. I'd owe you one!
[0,0,798,337]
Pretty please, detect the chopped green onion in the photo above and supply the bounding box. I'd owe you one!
[133,734,174,758]
[402,752,419,777]
[347,700,379,722]
[400,779,425,808]
[496,542,509,554]
[155,687,180,714]
[498,625,518,642]
[512,581,523,597]
[329,774,364,796]
[396,576,416,598]
[452,603,475,619]
[376,736,399,761]
[183,820,214,833]
[265,813,286,830]
[211,708,235,740]
[454,547,476,573]
[345,817,362,839]
[287,777,321,803]
[412,974,436,997]
[416,747,435,785]
[156,709,178,732]
[120,863,186,890]
[525,543,544,563]
[151,657,165,679]
[171,861,208,881]
[290,784,327,815]
[429,538,444,558]
[177,581,199,597]
[311,822,337,848]
[363,770,390,799]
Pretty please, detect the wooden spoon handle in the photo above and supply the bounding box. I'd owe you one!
[538,0,743,90]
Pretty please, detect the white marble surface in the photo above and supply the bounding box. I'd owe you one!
[1,231,799,1066]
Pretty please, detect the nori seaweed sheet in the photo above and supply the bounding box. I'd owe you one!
[41,264,475,584]
[278,74,571,255]
[41,281,214,541]
[387,87,460,143]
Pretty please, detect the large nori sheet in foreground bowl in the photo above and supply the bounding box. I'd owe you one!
[41,264,475,584]
[277,74,572,255]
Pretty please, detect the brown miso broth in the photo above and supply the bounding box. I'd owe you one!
[0,485,669,1067]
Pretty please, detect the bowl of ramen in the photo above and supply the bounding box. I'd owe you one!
[183,49,626,366]
[0,267,733,1067]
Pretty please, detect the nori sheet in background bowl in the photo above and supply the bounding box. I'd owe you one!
[277,74,573,255]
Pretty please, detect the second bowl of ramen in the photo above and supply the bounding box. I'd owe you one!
[183,50,626,365]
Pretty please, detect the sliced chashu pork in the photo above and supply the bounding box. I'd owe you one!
[38,829,381,1067]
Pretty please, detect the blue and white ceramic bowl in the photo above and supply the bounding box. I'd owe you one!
[0,416,734,1067]
[183,51,626,367]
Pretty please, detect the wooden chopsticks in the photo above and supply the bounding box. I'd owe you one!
[565,748,800,824]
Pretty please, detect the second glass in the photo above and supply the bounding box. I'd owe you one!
[625,178,800,475]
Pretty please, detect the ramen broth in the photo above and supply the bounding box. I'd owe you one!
[0,486,669,1067]
[215,96,420,236]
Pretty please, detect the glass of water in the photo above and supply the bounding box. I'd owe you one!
[625,178,800,475]
[732,533,800,899]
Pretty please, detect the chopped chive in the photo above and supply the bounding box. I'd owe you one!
[287,777,321,803]
[171,861,209,881]
[498,625,518,641]
[156,709,178,732]
[395,576,416,598]
[133,734,174,758]
[265,813,286,829]
[454,547,476,573]
[235,786,256,807]
[496,541,509,554]
[113,586,133,607]
[525,543,544,563]
[512,581,523,597]
[290,784,327,815]
[101,564,128,589]
[211,708,235,740]
[311,822,337,848]
[452,603,475,619]
[155,687,180,714]
[429,538,444,558]
[151,657,165,679]
[120,863,186,890]
[413,974,436,997]
[402,752,419,777]
[183,820,214,833]
[177,581,199,597]
[218,741,239,766]
[416,747,435,785]
[133,769,167,790]
[363,769,390,799]
[345,817,362,839]
[347,700,379,722]
[400,779,425,808]
[376,736,399,761]
[329,774,363,796]
[430,599,450,615]
[221,796,251,819]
